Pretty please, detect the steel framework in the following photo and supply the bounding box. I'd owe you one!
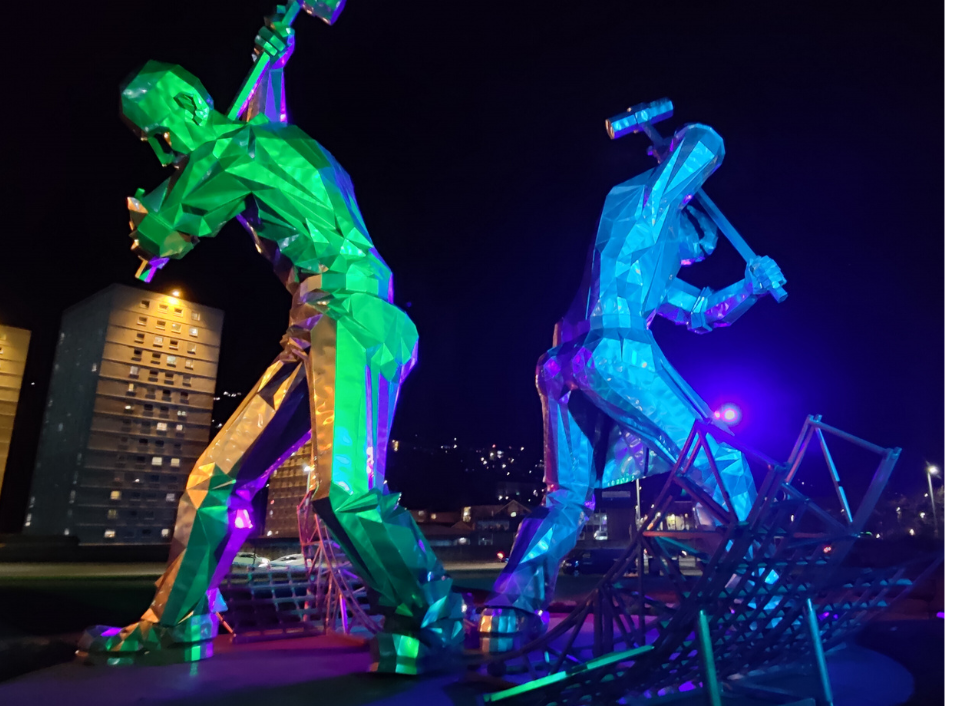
[218,491,380,642]
[478,415,941,705]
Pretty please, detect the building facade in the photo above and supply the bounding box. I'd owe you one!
[0,325,31,498]
[24,284,222,544]
[263,441,312,538]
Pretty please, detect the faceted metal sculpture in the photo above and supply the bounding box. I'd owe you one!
[80,4,464,673]
[481,102,786,640]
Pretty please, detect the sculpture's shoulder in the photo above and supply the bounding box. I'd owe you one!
[600,168,655,218]
[247,122,358,199]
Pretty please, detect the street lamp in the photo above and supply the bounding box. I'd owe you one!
[925,465,940,538]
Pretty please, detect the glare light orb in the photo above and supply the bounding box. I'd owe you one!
[714,403,742,425]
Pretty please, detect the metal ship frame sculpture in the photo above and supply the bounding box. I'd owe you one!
[476,416,941,705]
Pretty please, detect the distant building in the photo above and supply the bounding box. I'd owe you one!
[24,284,223,544]
[263,441,312,538]
[0,325,31,498]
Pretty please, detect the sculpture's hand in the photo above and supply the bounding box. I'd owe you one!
[127,191,193,263]
[745,256,786,297]
[254,12,295,69]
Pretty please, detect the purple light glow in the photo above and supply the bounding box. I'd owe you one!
[714,403,742,425]
[234,508,252,530]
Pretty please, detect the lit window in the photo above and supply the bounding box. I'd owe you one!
[91,363,98,372]
[153,336,163,346]
[191,312,200,321]
[175,424,184,432]
[161,528,171,537]
[126,383,136,395]
[156,422,168,431]
[187,343,197,354]
[171,323,182,333]
[129,366,140,377]
[104,529,116,539]
[166,492,176,502]
[171,458,181,468]
[152,456,163,466]
[137,316,147,326]
[185,359,194,370]
[189,327,198,337]
[124,404,133,412]
[156,321,166,330]
[107,509,118,519]
[166,355,177,366]
[110,490,121,500]
[140,300,149,309]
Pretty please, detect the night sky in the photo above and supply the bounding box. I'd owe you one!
[0,1,943,528]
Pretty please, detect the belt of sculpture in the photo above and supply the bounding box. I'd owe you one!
[480,102,786,643]
[79,1,464,674]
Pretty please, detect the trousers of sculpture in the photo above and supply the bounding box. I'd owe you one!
[488,328,757,615]
[142,282,463,664]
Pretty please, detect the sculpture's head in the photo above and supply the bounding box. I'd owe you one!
[663,123,725,208]
[121,61,218,166]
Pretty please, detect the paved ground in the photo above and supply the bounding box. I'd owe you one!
[0,562,942,704]
[0,621,926,706]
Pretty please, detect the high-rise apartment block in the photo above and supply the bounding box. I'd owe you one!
[263,441,311,538]
[25,284,223,544]
[0,325,31,497]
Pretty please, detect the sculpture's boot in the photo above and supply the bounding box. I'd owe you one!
[78,590,225,665]
[316,487,466,674]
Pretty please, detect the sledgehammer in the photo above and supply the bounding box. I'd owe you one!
[606,99,788,303]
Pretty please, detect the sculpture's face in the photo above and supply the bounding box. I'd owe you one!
[121,61,216,166]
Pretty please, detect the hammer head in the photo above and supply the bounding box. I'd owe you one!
[300,0,347,24]
[605,98,673,140]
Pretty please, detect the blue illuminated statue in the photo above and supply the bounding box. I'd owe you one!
[481,100,787,642]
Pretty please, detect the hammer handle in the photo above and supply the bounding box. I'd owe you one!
[695,191,787,303]
[228,0,301,120]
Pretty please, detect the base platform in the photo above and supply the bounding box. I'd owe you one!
[0,625,918,706]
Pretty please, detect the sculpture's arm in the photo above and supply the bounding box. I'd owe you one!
[657,257,783,334]
[239,13,296,123]
[128,147,248,271]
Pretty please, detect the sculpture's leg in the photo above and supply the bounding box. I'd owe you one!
[308,294,463,675]
[479,347,606,648]
[483,390,600,629]
[80,355,311,664]
[574,335,756,522]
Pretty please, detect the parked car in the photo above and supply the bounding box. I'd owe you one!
[270,553,307,570]
[560,547,622,576]
[232,552,271,570]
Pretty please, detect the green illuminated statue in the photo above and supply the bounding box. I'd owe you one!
[80,1,464,674]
